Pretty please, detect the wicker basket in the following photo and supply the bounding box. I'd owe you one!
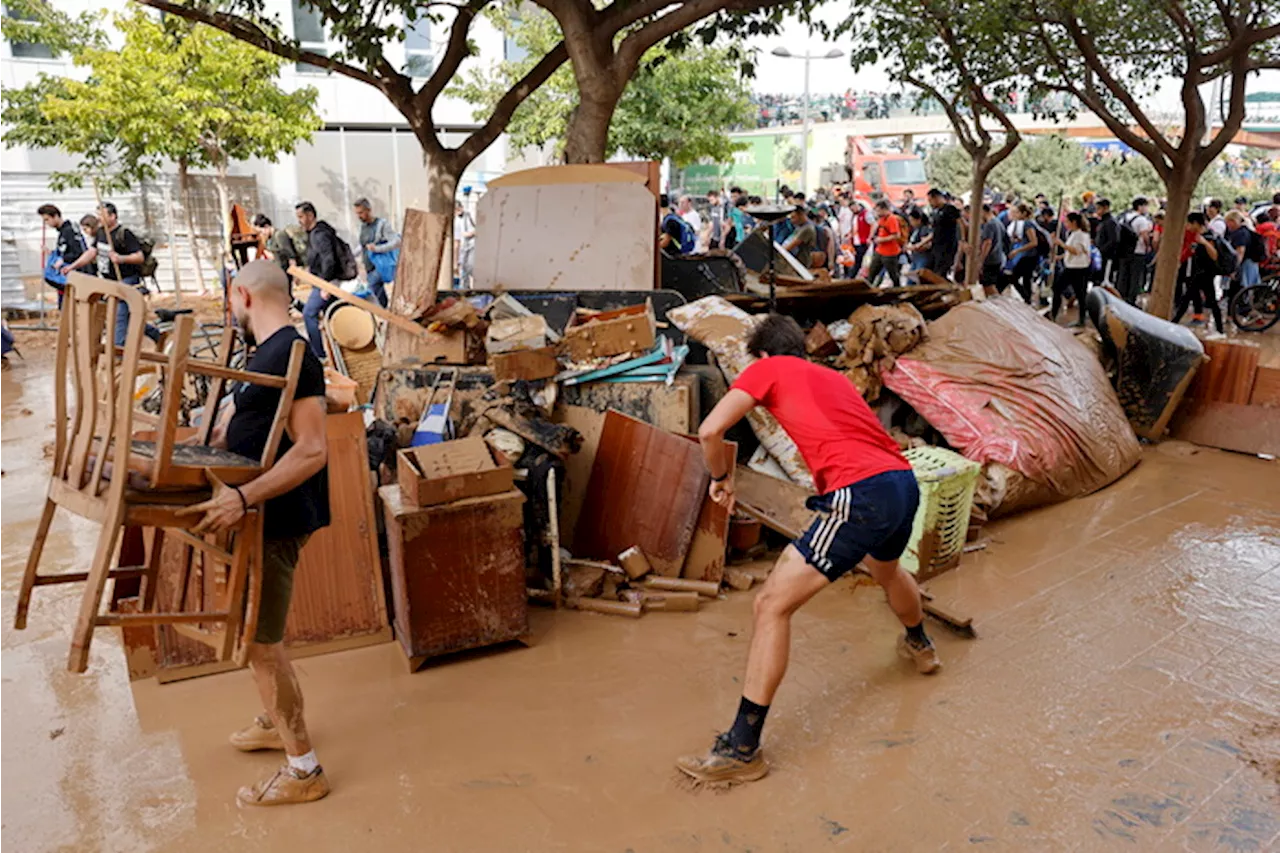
[900,446,981,580]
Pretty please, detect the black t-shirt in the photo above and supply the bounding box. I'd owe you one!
[225,327,330,541]
[661,214,686,253]
[95,225,143,281]
[1228,227,1251,257]
[931,204,961,250]
[57,221,87,267]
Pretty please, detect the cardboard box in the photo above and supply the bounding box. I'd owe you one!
[397,435,515,507]
[486,315,548,354]
[420,327,485,365]
[560,301,656,362]
[490,346,560,382]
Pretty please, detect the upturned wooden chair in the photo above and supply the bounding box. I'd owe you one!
[14,272,305,673]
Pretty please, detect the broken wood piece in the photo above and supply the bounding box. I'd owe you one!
[804,321,840,358]
[723,568,755,591]
[644,576,719,597]
[560,301,657,361]
[641,590,700,612]
[490,347,560,383]
[289,266,429,340]
[617,545,652,580]
[564,557,622,574]
[570,597,643,618]
[563,563,605,600]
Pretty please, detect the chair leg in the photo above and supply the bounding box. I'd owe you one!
[218,512,258,661]
[141,527,166,612]
[15,498,58,630]
[67,513,124,674]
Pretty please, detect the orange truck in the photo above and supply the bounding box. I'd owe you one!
[845,136,929,205]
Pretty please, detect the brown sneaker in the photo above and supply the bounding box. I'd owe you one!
[229,714,285,752]
[675,734,769,785]
[898,634,942,675]
[237,765,330,806]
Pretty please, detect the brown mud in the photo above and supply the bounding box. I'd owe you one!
[3,333,1279,852]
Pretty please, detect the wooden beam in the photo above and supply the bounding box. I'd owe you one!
[288,266,430,340]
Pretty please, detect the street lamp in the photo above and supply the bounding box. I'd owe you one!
[771,46,845,195]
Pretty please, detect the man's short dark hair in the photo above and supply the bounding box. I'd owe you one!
[927,188,943,198]
[1132,197,1148,210]
[981,203,992,213]
[99,201,118,217]
[1272,192,1280,205]
[792,192,806,204]
[736,196,750,208]
[353,197,371,209]
[747,313,806,358]
[1188,211,1207,226]
[37,204,60,218]
[253,214,272,228]
[295,201,317,216]
[1256,209,1271,224]
[1206,198,1222,211]
[1040,208,1055,219]
[1234,196,1248,205]
[660,193,671,208]
[730,186,744,195]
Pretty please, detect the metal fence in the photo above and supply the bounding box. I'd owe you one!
[2,171,260,311]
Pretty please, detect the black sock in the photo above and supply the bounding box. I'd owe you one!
[905,621,929,646]
[724,697,769,756]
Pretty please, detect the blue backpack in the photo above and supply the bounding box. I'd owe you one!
[663,213,696,254]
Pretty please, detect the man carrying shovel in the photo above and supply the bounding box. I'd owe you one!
[676,313,940,786]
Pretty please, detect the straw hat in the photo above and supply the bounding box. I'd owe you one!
[329,303,376,350]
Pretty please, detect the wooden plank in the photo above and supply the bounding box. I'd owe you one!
[394,207,447,319]
[554,405,604,547]
[473,182,656,291]
[1249,365,1280,408]
[572,410,708,578]
[733,466,815,540]
[290,266,429,340]
[1191,339,1260,404]
[678,435,735,584]
[1170,399,1280,456]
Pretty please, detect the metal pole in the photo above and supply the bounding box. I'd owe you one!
[801,54,811,195]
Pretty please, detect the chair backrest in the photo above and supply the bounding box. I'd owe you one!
[55,272,145,500]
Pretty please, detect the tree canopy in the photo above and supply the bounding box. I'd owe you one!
[452,6,752,168]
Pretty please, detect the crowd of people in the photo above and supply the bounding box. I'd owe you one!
[747,90,1079,129]
[660,181,1280,333]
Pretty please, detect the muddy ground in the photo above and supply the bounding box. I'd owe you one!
[2,329,1278,852]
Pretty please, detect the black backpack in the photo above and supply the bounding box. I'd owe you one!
[1095,216,1120,259]
[137,234,158,277]
[1214,234,1239,276]
[335,237,359,281]
[1245,228,1268,263]
[1116,213,1141,255]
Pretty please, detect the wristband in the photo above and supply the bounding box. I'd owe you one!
[231,485,248,513]
[710,472,729,483]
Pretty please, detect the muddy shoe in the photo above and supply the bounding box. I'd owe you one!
[898,634,942,675]
[675,734,769,785]
[237,765,330,806]
[230,714,285,752]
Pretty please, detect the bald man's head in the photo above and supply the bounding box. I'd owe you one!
[230,260,293,343]
[237,259,291,301]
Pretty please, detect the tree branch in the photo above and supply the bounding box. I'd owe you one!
[138,0,380,88]
[1195,51,1251,169]
[904,73,978,155]
[1198,22,1280,67]
[416,1,488,116]
[614,0,779,76]
[457,41,570,163]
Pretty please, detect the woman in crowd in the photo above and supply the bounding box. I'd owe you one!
[1052,212,1091,326]
[1002,203,1040,303]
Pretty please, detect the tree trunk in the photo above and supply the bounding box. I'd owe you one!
[162,181,183,307]
[213,155,233,273]
[563,92,618,164]
[964,160,993,286]
[1147,166,1196,319]
[176,159,208,296]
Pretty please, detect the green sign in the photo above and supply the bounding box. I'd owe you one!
[675,132,801,197]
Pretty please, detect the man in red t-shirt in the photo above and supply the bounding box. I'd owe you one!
[867,199,903,287]
[676,314,940,787]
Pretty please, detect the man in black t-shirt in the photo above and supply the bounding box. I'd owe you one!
[926,188,961,276]
[179,260,331,806]
[81,202,160,345]
[38,204,86,307]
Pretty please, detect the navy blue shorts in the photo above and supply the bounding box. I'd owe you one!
[792,469,920,582]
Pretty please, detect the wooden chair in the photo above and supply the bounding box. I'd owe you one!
[14,272,305,673]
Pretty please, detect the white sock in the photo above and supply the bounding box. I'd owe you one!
[287,750,319,775]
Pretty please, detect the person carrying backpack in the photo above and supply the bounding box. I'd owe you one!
[1226,210,1262,294]
[1092,198,1120,285]
[296,200,355,360]
[1172,212,1225,333]
[83,201,162,347]
[660,194,697,255]
[1114,197,1153,305]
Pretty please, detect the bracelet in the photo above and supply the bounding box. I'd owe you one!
[231,485,248,514]
[710,472,729,483]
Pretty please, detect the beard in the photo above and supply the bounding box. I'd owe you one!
[233,309,256,347]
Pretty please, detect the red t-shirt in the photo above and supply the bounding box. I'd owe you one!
[731,356,911,494]
[874,215,902,256]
